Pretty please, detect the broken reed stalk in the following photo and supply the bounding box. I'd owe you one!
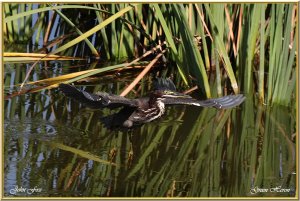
[120,49,167,97]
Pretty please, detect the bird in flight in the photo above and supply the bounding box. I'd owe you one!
[59,78,245,129]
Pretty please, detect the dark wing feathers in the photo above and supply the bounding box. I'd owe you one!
[59,82,245,129]
[163,94,245,109]
[100,107,136,129]
[198,94,245,109]
[59,83,245,110]
[59,84,137,109]
[59,83,103,108]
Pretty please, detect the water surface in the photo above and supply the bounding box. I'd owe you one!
[4,61,296,197]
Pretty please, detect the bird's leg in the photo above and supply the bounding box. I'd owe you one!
[127,129,134,168]
[108,131,120,163]
[109,146,117,163]
[128,129,134,142]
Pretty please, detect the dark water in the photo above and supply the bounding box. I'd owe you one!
[3,62,296,197]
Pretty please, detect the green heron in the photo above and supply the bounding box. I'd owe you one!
[59,78,245,129]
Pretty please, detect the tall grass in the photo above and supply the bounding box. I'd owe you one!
[3,3,297,197]
[4,76,296,196]
[3,3,297,105]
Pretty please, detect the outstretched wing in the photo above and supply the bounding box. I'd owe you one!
[59,84,138,109]
[163,94,245,109]
[197,94,245,109]
[59,84,103,108]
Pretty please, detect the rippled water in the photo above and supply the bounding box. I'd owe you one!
[4,62,296,197]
